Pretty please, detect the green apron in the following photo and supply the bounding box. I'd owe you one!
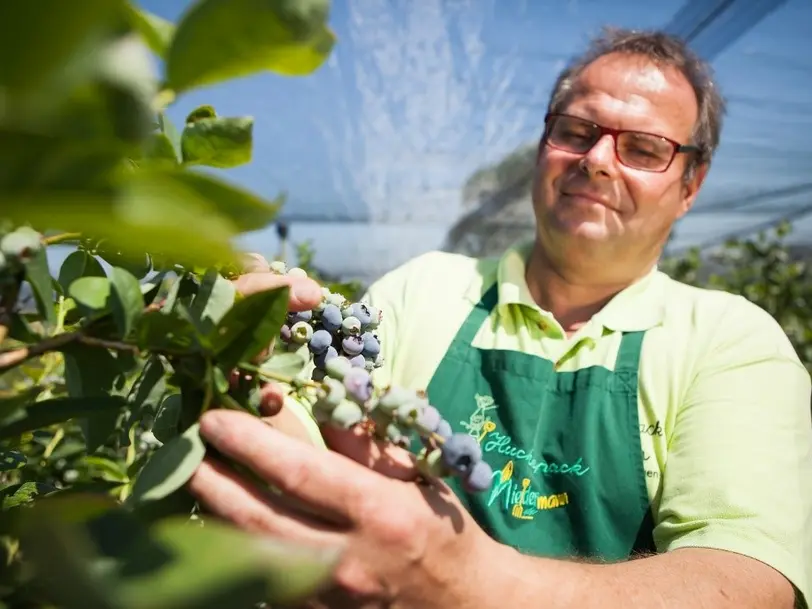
[424,282,656,560]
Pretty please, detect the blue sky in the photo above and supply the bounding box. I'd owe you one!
[134,0,812,281]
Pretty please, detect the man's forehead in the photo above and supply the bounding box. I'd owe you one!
[565,53,698,135]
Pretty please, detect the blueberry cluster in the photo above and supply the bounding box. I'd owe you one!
[272,263,383,379]
[268,262,494,493]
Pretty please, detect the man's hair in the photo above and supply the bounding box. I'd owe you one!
[546,27,726,179]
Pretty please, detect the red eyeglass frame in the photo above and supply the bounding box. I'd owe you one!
[542,112,701,172]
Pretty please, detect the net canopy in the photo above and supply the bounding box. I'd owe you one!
[143,0,812,283]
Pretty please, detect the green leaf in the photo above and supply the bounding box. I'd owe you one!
[152,393,182,443]
[166,0,336,93]
[128,422,206,505]
[58,250,106,295]
[259,352,308,377]
[124,4,176,59]
[0,450,26,472]
[23,245,57,327]
[96,244,153,280]
[211,286,289,371]
[115,516,341,608]
[14,496,121,609]
[0,0,122,92]
[0,386,42,422]
[1,481,57,510]
[161,169,282,233]
[128,356,168,413]
[134,310,205,354]
[0,396,127,441]
[189,269,236,330]
[181,116,254,169]
[68,276,111,311]
[109,266,145,338]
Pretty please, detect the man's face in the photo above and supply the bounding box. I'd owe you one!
[532,52,707,263]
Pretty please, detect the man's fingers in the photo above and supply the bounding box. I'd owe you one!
[199,409,389,522]
[188,457,346,548]
[320,425,420,483]
[231,273,322,312]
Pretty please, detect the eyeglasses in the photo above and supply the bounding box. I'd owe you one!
[542,113,701,172]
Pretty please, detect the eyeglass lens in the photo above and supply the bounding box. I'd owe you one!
[547,115,675,171]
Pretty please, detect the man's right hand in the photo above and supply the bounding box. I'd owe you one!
[228,253,323,441]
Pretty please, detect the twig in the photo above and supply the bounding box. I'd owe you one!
[43,232,82,246]
[0,332,141,373]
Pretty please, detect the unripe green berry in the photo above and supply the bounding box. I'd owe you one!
[341,316,361,335]
[269,260,287,275]
[290,321,313,344]
[325,356,353,380]
[286,267,307,278]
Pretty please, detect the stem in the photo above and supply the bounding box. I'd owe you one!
[239,363,323,390]
[0,332,142,372]
[43,232,82,246]
[42,427,65,461]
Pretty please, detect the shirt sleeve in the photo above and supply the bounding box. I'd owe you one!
[653,295,812,606]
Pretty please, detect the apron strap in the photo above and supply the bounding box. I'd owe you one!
[615,330,645,373]
[452,282,500,346]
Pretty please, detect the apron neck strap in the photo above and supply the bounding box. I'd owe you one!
[453,282,500,345]
[614,331,645,373]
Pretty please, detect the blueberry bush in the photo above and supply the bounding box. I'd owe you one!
[0,3,499,607]
[0,1,346,607]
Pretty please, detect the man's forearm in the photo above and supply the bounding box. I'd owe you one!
[469,543,796,609]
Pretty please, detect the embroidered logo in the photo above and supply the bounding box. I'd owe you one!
[462,393,587,521]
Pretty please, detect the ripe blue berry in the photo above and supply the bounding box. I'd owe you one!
[350,302,372,327]
[314,345,338,369]
[308,329,333,354]
[320,304,342,332]
[435,420,452,440]
[279,324,292,343]
[441,433,482,476]
[341,335,364,357]
[348,354,366,368]
[343,368,373,404]
[463,460,494,493]
[417,405,442,433]
[361,332,380,358]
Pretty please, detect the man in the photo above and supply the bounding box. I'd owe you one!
[188,28,812,608]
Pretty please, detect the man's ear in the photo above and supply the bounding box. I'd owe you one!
[678,162,709,218]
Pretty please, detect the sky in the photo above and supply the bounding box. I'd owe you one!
[132,0,812,282]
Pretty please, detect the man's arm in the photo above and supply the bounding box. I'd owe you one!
[471,295,811,609]
[477,544,796,609]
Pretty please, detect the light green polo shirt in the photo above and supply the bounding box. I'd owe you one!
[285,240,812,604]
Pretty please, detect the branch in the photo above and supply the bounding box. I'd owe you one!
[0,332,140,373]
[43,232,82,246]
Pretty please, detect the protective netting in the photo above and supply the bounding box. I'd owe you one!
[149,0,812,283]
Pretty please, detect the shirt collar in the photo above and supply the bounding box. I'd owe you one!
[464,240,667,333]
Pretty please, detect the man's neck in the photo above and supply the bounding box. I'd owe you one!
[524,240,656,334]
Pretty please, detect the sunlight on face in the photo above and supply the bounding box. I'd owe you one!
[532,53,706,267]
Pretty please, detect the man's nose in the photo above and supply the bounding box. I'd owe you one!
[582,133,617,171]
